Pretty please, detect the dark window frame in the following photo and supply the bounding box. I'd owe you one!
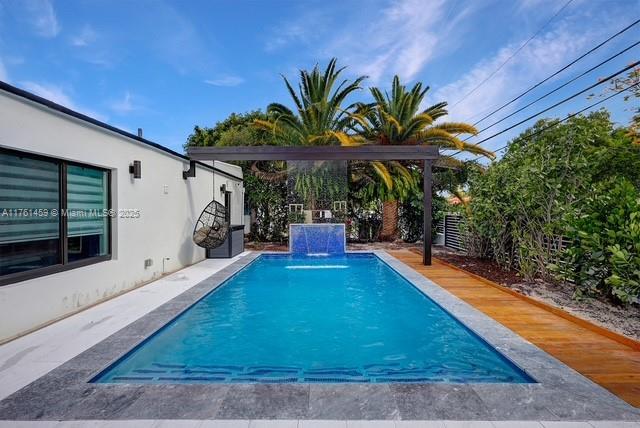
[0,147,112,286]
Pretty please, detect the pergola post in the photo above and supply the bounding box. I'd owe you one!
[423,160,432,266]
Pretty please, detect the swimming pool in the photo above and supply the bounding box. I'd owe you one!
[94,253,533,384]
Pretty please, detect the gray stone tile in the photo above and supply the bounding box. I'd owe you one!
[65,385,145,420]
[217,384,310,419]
[391,384,489,420]
[308,385,399,420]
[521,381,640,420]
[0,369,96,420]
[471,384,556,420]
[118,385,228,419]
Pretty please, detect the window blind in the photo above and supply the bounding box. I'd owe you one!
[66,165,108,247]
[0,152,59,244]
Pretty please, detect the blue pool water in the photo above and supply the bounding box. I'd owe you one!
[95,254,533,384]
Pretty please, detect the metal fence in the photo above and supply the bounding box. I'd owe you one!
[436,213,466,252]
[436,213,573,263]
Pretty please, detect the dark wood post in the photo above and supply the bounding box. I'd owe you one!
[423,160,432,266]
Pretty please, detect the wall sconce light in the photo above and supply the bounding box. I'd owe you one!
[220,184,227,193]
[129,160,141,179]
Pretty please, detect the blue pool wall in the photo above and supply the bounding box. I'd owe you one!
[289,223,346,255]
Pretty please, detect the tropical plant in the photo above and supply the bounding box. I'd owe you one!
[550,178,640,303]
[346,75,493,240]
[467,110,640,301]
[244,174,288,242]
[185,110,271,149]
[254,58,366,146]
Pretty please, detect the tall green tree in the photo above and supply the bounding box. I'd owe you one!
[254,58,366,146]
[348,76,493,240]
[184,110,271,149]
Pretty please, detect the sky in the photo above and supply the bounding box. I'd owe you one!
[0,0,638,157]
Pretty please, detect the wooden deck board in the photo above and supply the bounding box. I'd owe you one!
[388,250,640,408]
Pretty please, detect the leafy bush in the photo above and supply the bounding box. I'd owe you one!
[245,174,288,242]
[466,110,640,302]
[398,190,449,243]
[551,179,640,303]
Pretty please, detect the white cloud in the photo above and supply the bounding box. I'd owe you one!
[70,24,97,47]
[204,75,244,87]
[266,0,472,84]
[432,24,599,124]
[24,0,60,38]
[264,13,323,52]
[20,81,107,122]
[109,91,142,114]
[144,1,213,75]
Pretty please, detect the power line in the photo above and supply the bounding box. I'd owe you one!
[466,17,640,125]
[451,0,574,108]
[473,81,640,156]
[447,61,639,156]
[447,40,640,157]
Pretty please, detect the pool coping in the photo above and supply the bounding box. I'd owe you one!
[0,250,638,421]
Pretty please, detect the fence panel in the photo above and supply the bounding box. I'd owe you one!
[443,213,465,251]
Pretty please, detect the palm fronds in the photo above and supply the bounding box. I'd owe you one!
[256,58,367,146]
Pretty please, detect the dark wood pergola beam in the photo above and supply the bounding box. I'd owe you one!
[187,145,439,161]
[185,145,439,266]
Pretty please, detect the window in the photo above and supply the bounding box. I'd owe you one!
[289,204,303,213]
[0,149,111,285]
[333,200,347,212]
[0,152,61,276]
[66,165,109,262]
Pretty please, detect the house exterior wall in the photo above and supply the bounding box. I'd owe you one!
[0,89,243,343]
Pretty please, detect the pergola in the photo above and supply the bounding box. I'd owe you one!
[185,145,440,265]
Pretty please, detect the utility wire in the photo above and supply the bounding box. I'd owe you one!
[446,61,639,156]
[451,0,574,108]
[447,40,640,157]
[467,17,640,125]
[473,41,639,134]
[472,81,640,157]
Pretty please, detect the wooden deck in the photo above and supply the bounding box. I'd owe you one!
[388,250,640,408]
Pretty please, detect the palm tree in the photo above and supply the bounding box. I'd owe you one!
[254,58,367,146]
[349,75,494,240]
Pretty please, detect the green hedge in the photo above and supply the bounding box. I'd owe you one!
[467,111,640,303]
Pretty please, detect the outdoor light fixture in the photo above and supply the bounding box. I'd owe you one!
[129,160,141,179]
[183,160,196,179]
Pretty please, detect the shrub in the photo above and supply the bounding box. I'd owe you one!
[466,110,640,297]
[551,179,640,303]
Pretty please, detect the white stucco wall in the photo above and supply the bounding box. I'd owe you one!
[0,89,243,342]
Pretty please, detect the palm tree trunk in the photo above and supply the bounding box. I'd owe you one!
[380,199,399,241]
